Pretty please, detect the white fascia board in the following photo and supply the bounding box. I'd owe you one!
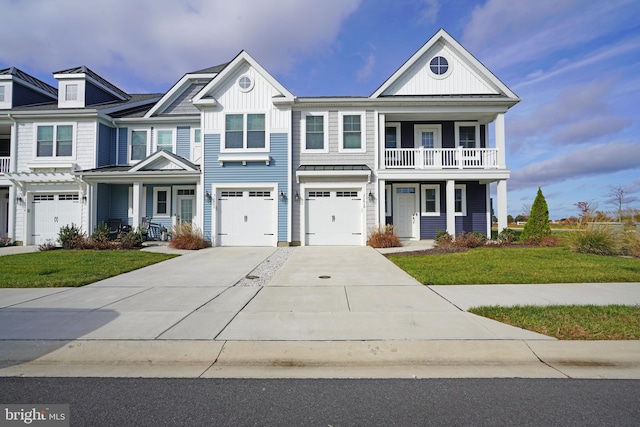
[8,110,98,119]
[129,151,198,172]
[144,74,217,118]
[78,171,200,184]
[376,169,510,181]
[295,170,371,184]
[54,73,126,101]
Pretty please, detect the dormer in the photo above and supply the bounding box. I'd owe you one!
[0,67,58,109]
[53,66,130,109]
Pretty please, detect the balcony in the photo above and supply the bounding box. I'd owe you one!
[0,157,9,174]
[384,147,500,169]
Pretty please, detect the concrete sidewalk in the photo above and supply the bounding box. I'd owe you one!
[0,245,639,378]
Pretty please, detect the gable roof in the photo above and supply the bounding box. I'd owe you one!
[0,66,58,98]
[128,149,199,173]
[53,65,130,101]
[192,51,295,106]
[143,63,229,118]
[370,28,518,99]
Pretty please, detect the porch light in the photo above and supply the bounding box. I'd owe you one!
[368,191,375,201]
[279,191,286,201]
[205,191,212,200]
[294,191,300,202]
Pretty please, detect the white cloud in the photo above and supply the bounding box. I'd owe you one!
[419,0,440,23]
[0,0,361,91]
[509,141,640,191]
[356,53,376,82]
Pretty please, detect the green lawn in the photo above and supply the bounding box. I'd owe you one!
[388,246,640,285]
[469,305,640,340]
[0,250,178,288]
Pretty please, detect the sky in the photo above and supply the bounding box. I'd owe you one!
[1,0,639,219]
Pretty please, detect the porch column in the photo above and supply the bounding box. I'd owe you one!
[378,178,386,227]
[497,180,508,232]
[195,179,203,230]
[446,179,456,236]
[495,113,506,168]
[132,181,142,228]
[378,113,386,170]
[8,185,16,241]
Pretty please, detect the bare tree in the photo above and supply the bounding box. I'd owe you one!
[575,200,599,224]
[604,185,638,222]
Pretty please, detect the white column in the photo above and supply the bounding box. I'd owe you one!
[8,185,16,241]
[378,178,386,227]
[495,113,506,168]
[378,113,386,170]
[446,179,456,236]
[132,181,142,228]
[497,179,508,232]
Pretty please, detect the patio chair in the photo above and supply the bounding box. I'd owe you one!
[140,217,161,241]
[107,218,122,240]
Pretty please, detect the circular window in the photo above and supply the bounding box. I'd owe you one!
[429,56,449,76]
[237,75,254,92]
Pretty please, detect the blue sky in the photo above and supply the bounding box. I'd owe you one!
[2,0,639,219]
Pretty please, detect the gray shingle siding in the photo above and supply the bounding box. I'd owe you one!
[163,83,205,115]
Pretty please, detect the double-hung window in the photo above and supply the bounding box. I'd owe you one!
[0,86,5,103]
[156,129,174,153]
[224,113,266,150]
[36,124,73,157]
[303,113,327,151]
[340,112,365,152]
[455,184,467,216]
[153,187,170,217]
[420,184,440,216]
[456,123,479,149]
[130,130,148,161]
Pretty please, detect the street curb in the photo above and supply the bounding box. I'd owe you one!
[1,340,639,379]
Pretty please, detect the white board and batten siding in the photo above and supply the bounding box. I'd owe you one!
[382,42,500,96]
[202,63,290,133]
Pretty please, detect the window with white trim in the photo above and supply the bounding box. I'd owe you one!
[339,112,365,152]
[385,185,392,217]
[65,84,78,101]
[193,128,201,144]
[130,130,149,161]
[36,124,74,157]
[303,113,327,151]
[455,123,479,149]
[224,113,266,150]
[421,184,440,216]
[0,86,5,102]
[155,129,174,153]
[153,187,171,217]
[455,184,467,216]
[385,123,400,148]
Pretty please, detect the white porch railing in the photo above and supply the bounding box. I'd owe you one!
[0,157,9,174]
[384,147,499,169]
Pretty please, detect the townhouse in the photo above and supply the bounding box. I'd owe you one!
[0,29,519,247]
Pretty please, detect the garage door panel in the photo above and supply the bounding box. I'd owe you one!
[217,189,275,246]
[31,194,81,245]
[306,189,362,246]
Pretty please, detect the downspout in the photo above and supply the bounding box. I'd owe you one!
[7,114,17,242]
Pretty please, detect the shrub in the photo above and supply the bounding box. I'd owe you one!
[57,223,85,249]
[497,228,517,245]
[120,230,143,249]
[434,230,453,246]
[567,228,619,256]
[454,231,486,249]
[38,239,57,251]
[168,223,207,250]
[621,233,640,258]
[521,188,551,244]
[366,225,402,248]
[91,222,111,241]
[0,236,13,247]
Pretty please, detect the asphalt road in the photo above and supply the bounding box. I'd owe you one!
[1,378,639,426]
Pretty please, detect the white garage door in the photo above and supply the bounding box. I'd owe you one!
[217,189,275,246]
[306,189,362,245]
[31,193,81,245]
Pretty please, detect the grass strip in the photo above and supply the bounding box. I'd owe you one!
[469,304,640,340]
[388,246,640,285]
[0,250,177,288]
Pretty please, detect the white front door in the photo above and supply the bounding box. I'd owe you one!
[176,195,195,224]
[393,185,419,239]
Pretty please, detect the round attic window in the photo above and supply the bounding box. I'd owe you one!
[429,56,451,78]
[238,75,254,92]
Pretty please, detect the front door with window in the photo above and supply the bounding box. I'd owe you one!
[175,188,195,225]
[393,185,419,240]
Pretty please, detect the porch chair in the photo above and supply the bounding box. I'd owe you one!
[107,218,122,240]
[140,217,162,241]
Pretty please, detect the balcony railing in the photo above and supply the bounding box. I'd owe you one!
[0,157,9,174]
[384,147,499,169]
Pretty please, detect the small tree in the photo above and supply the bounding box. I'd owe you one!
[521,188,551,244]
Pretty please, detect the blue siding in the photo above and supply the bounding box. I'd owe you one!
[96,184,130,226]
[86,82,118,106]
[205,133,289,243]
[97,123,115,167]
[144,185,174,230]
[401,121,455,148]
[118,128,128,165]
[176,126,190,159]
[456,182,487,236]
[12,82,55,107]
